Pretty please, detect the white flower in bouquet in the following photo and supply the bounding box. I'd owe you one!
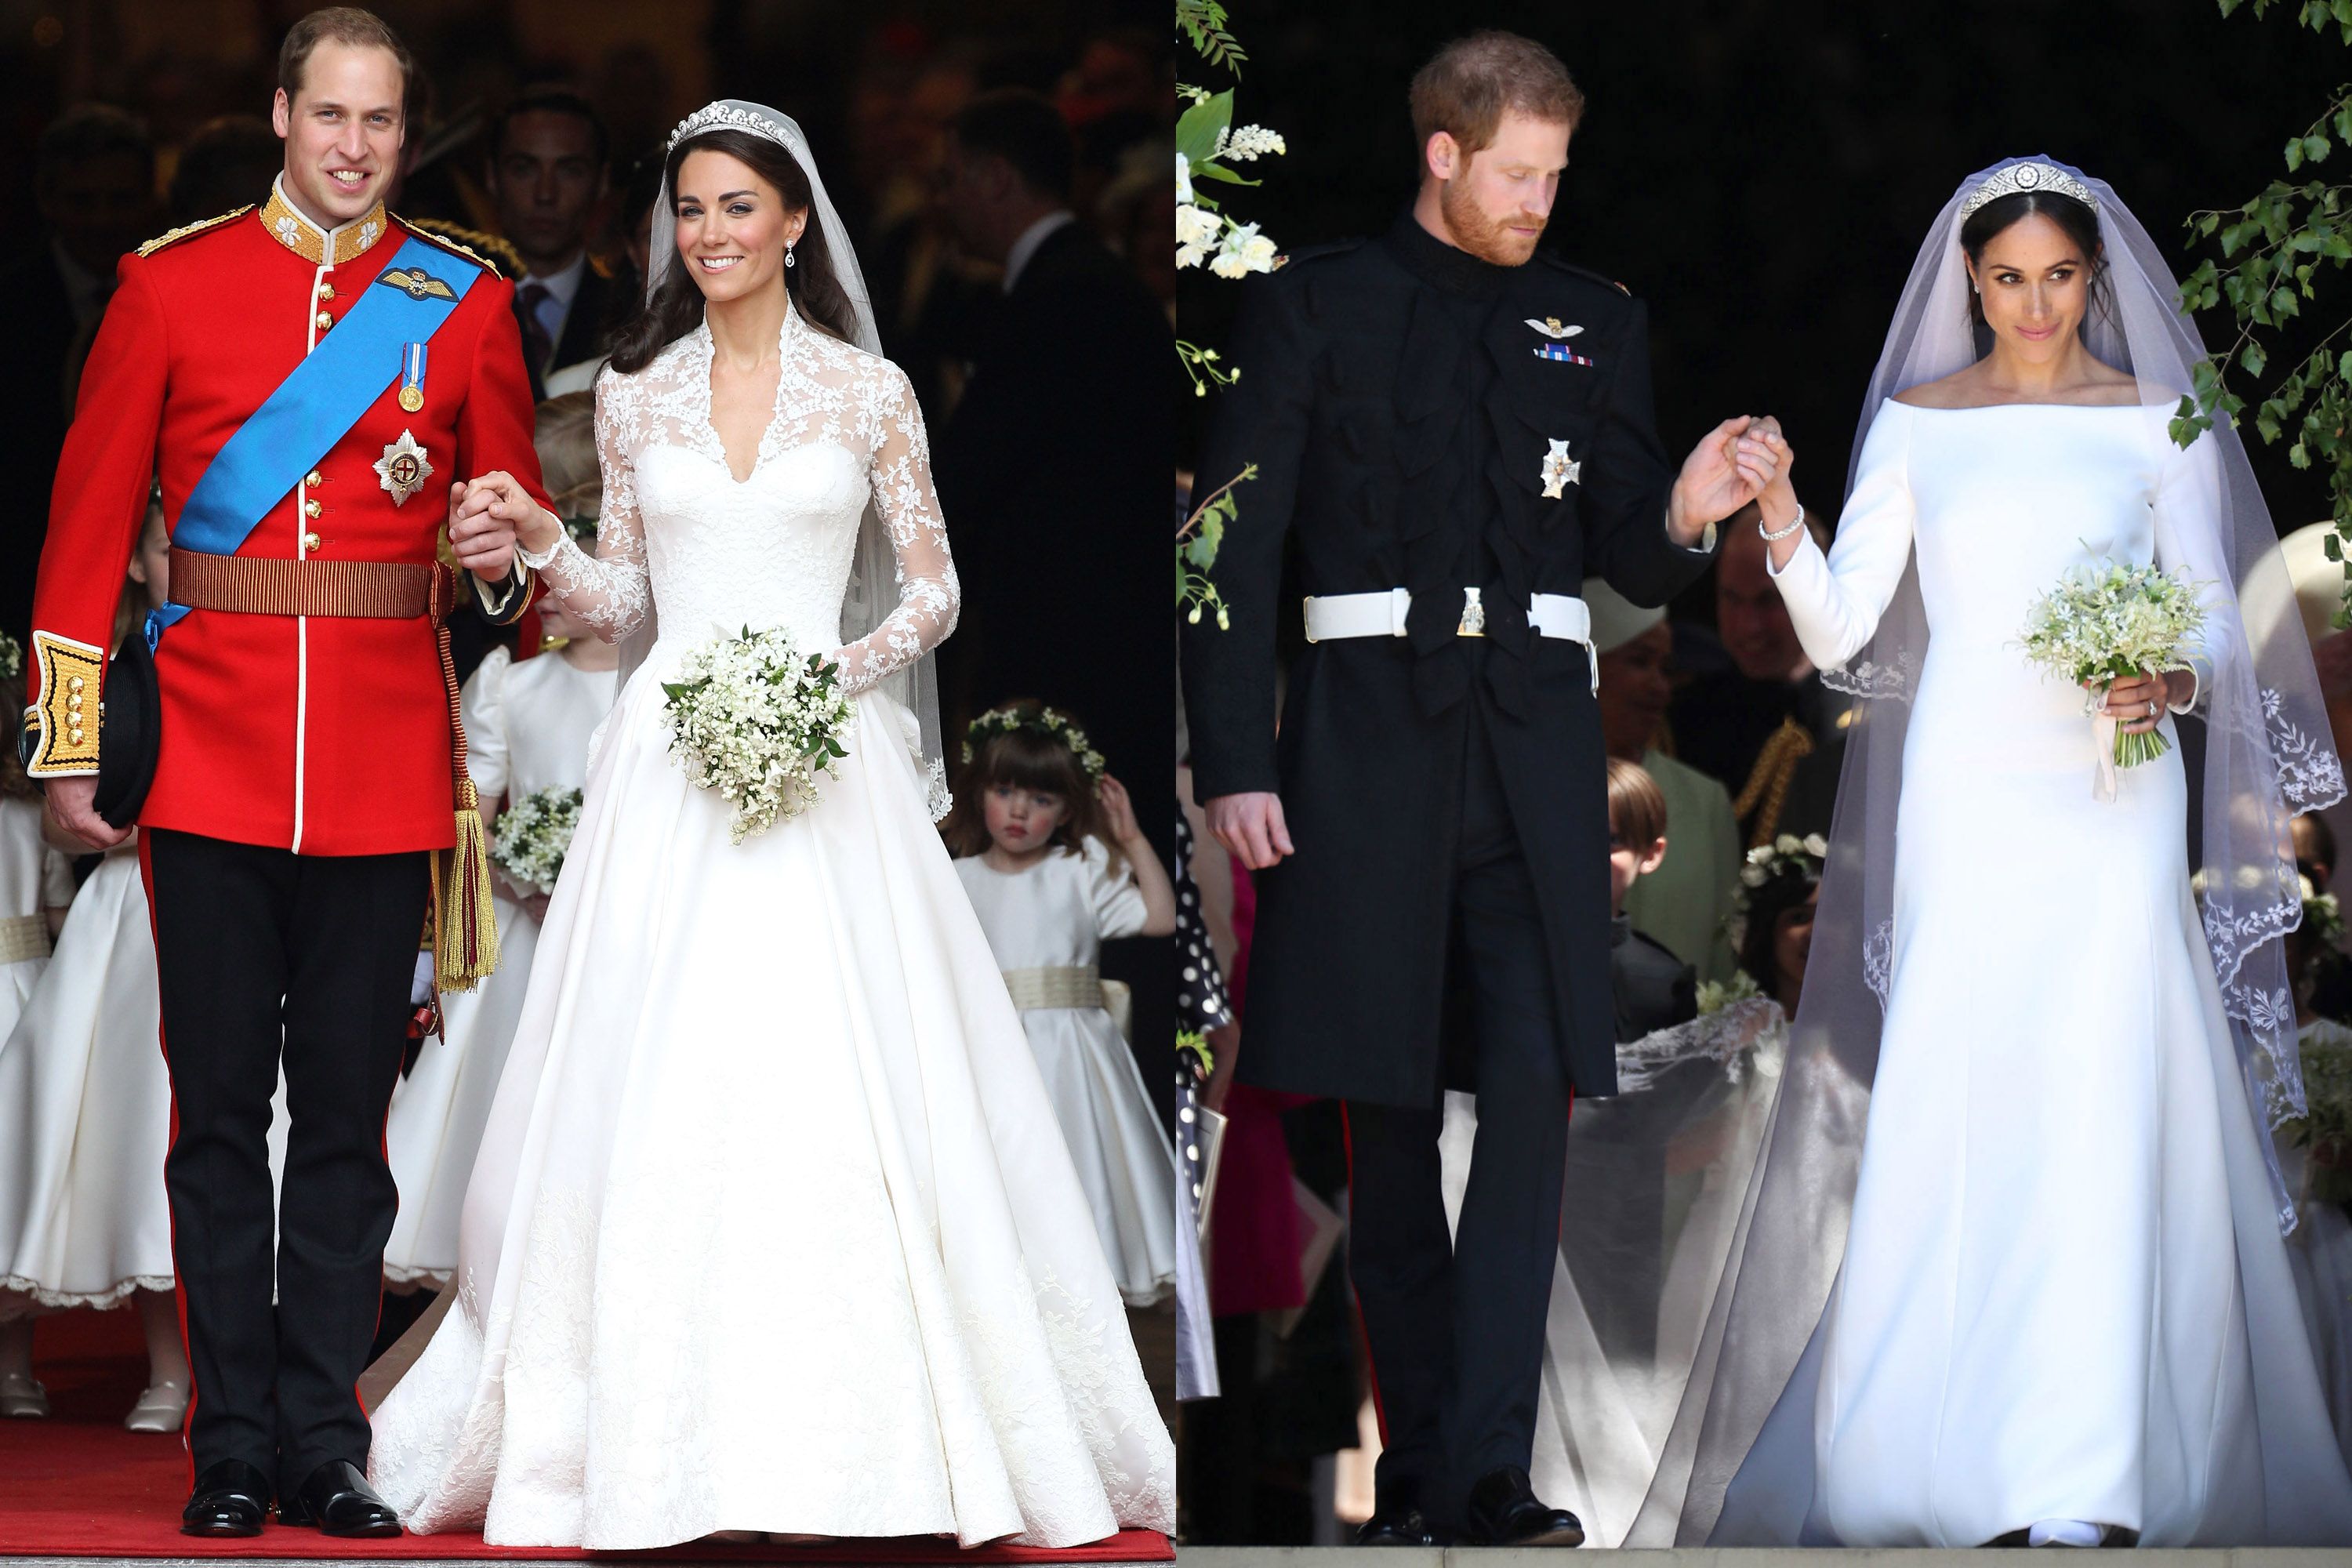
[1210,220,1277,279]
[662,626,857,844]
[1176,203,1221,270]
[489,785,582,897]
[2018,557,2207,775]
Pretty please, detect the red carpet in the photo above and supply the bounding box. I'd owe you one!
[0,1309,1171,1562]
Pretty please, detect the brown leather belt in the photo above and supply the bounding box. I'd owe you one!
[167,548,455,620]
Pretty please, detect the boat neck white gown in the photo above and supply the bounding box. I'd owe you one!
[365,307,1175,1549]
[1726,398,2352,1546]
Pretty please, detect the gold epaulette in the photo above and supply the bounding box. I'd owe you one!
[399,217,514,281]
[136,205,255,259]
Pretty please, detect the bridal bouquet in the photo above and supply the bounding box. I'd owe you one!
[2018,559,2206,772]
[488,786,582,897]
[662,626,855,843]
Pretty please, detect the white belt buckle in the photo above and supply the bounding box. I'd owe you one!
[1457,586,1486,637]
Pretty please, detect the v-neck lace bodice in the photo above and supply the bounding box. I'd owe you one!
[529,304,957,693]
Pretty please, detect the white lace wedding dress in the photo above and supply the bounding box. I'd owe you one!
[1726,398,2352,1544]
[366,305,1175,1549]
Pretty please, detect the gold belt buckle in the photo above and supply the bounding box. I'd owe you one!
[1457,586,1486,637]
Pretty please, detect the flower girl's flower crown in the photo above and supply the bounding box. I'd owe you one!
[1958,161,2099,224]
[962,706,1107,781]
[668,102,792,153]
[0,630,21,683]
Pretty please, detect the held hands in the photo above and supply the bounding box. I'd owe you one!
[1668,416,1788,544]
[1207,790,1294,871]
[2092,670,2194,735]
[448,472,546,580]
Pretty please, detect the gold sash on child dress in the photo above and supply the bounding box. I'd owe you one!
[0,913,51,964]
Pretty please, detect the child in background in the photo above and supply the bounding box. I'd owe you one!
[946,700,1179,1305]
[384,392,619,1290]
[1606,758,1697,1042]
[0,495,192,1429]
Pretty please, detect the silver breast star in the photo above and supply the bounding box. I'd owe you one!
[1541,438,1581,499]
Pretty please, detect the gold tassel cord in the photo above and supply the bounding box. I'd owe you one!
[1733,716,1817,850]
[430,575,500,992]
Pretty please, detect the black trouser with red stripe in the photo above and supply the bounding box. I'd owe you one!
[1345,709,1574,1530]
[142,828,426,1496]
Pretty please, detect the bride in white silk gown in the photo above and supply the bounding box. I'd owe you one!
[365,104,1174,1550]
[1635,160,2352,1550]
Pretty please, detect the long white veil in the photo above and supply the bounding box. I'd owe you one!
[1620,156,2347,1547]
[633,100,948,811]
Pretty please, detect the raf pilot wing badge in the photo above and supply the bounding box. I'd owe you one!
[378,267,459,303]
[1528,317,1596,367]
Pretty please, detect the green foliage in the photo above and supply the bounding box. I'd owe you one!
[2183,13,2352,620]
[1177,0,1247,75]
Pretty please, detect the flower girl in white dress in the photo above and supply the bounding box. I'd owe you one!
[0,506,192,1432]
[365,103,1174,1550]
[383,395,617,1291]
[948,702,1179,1307]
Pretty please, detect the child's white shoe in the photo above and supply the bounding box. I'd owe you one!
[123,1378,189,1432]
[0,1371,48,1418]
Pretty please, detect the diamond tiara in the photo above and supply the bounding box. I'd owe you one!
[1958,162,2099,224]
[667,101,791,153]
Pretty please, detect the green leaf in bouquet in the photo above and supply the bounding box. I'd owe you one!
[1176,90,1234,169]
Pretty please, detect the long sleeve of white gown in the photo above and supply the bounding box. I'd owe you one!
[833,361,960,696]
[1766,400,1918,673]
[2150,424,2230,713]
[521,368,654,641]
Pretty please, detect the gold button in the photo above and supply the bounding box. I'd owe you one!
[303,532,321,553]
[316,283,335,300]
[67,693,81,710]
[303,498,322,519]
[305,470,322,488]
[314,311,332,330]
[67,677,82,691]
[67,728,82,746]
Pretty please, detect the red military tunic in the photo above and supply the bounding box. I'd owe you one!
[24,179,545,855]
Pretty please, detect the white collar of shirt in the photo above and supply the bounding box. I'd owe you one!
[527,251,588,308]
[1003,209,1077,295]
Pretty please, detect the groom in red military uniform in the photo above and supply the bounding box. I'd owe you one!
[24,9,545,1538]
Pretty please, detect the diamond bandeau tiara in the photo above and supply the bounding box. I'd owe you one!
[1958,161,2098,223]
[667,101,793,153]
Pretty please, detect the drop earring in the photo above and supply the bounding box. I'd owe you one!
[786,237,797,270]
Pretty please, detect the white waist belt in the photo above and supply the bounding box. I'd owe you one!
[1301,588,1599,692]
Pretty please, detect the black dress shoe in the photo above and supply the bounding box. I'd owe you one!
[182,1458,271,1537]
[1355,1506,1443,1546]
[275,1460,402,1537]
[1461,1466,1584,1548]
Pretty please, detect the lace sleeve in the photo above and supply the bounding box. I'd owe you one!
[834,361,959,695]
[522,369,653,640]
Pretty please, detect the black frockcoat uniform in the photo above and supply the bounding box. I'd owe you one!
[1181,211,1719,1523]
[1183,212,1717,1109]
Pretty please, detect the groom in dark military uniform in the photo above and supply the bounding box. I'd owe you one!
[27,7,542,1540]
[1181,31,1784,1547]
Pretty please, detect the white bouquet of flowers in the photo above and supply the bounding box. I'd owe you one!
[2018,558,2207,775]
[488,785,582,897]
[662,626,855,844]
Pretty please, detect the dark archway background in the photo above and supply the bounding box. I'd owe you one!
[1178,0,2345,554]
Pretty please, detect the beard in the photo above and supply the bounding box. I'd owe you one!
[1439,176,1544,266]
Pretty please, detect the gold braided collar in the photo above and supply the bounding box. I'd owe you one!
[259,176,387,265]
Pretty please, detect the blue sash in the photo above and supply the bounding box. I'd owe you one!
[150,232,481,647]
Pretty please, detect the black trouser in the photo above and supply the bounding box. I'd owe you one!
[1345,707,1573,1527]
[142,828,427,1493]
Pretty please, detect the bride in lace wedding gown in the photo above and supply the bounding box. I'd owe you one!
[365,104,1174,1550]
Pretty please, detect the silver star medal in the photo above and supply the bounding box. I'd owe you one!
[375,430,433,506]
[1541,438,1581,499]
[1525,317,1583,340]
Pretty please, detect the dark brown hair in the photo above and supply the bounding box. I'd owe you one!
[1960,188,2111,335]
[278,8,416,125]
[1409,31,1584,164]
[608,128,862,375]
[942,699,1111,864]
